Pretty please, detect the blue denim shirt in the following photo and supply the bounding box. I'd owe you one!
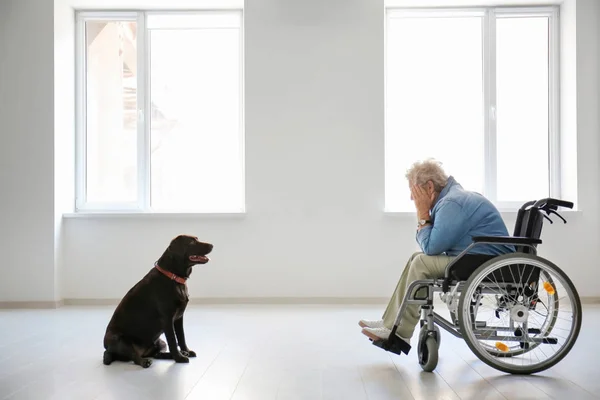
[416,176,515,256]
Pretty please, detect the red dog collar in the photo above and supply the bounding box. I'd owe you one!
[155,264,187,285]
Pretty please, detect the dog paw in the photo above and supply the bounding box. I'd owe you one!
[181,350,196,358]
[103,351,113,366]
[174,354,190,363]
[140,358,153,368]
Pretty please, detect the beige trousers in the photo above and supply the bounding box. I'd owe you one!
[382,252,454,339]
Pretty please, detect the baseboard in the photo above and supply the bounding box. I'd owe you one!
[62,298,118,306]
[3,296,599,309]
[63,297,389,306]
[192,297,390,305]
[0,300,64,309]
[581,296,600,304]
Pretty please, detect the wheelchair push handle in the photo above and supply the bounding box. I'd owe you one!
[531,198,574,211]
[528,198,573,225]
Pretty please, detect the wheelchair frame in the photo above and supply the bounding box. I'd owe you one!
[372,198,582,375]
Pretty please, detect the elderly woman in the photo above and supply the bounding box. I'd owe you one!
[360,159,514,346]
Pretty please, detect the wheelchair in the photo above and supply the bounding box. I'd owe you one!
[372,198,582,375]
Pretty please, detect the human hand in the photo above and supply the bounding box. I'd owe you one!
[410,184,435,219]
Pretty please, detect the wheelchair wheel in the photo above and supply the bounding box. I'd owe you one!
[457,253,581,375]
[418,335,439,372]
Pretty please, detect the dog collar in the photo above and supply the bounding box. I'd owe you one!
[154,263,187,285]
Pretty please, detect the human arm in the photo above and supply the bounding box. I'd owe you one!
[416,200,470,255]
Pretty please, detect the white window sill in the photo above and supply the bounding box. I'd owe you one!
[63,211,247,219]
[63,209,582,220]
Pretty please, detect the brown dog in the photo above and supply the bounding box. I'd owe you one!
[102,235,213,368]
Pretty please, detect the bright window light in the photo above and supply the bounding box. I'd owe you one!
[84,19,138,204]
[496,16,550,202]
[384,7,559,212]
[76,11,244,213]
[385,15,484,212]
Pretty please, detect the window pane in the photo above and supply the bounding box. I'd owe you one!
[85,20,138,203]
[149,15,243,211]
[496,17,549,202]
[385,16,484,212]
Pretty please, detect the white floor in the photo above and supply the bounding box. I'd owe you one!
[0,304,598,400]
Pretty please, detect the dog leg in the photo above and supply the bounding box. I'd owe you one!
[131,343,154,368]
[174,317,196,357]
[164,323,189,363]
[103,332,118,365]
[156,338,167,352]
[105,336,153,368]
[150,338,174,359]
[103,332,126,366]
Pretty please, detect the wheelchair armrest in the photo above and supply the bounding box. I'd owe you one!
[472,236,542,245]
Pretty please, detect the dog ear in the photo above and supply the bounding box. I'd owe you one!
[169,235,183,247]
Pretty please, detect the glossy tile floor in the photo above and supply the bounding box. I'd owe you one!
[0,304,598,400]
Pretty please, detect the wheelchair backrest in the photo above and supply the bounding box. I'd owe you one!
[489,205,545,287]
[513,206,543,254]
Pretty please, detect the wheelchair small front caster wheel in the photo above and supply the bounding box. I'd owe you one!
[418,336,439,372]
[419,324,441,349]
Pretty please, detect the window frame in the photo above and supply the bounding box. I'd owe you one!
[384,6,560,212]
[74,9,246,214]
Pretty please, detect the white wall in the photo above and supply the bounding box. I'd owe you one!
[0,0,57,302]
[2,0,599,303]
[54,1,76,303]
[62,0,409,300]
[60,0,600,301]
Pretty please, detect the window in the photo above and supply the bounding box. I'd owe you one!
[75,11,244,213]
[384,7,559,212]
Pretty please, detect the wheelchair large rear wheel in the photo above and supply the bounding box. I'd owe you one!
[457,253,581,374]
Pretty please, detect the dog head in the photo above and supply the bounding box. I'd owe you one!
[157,235,213,278]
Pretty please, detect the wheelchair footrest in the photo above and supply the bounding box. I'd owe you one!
[372,336,412,356]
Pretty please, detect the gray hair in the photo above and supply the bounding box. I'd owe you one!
[405,158,449,192]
